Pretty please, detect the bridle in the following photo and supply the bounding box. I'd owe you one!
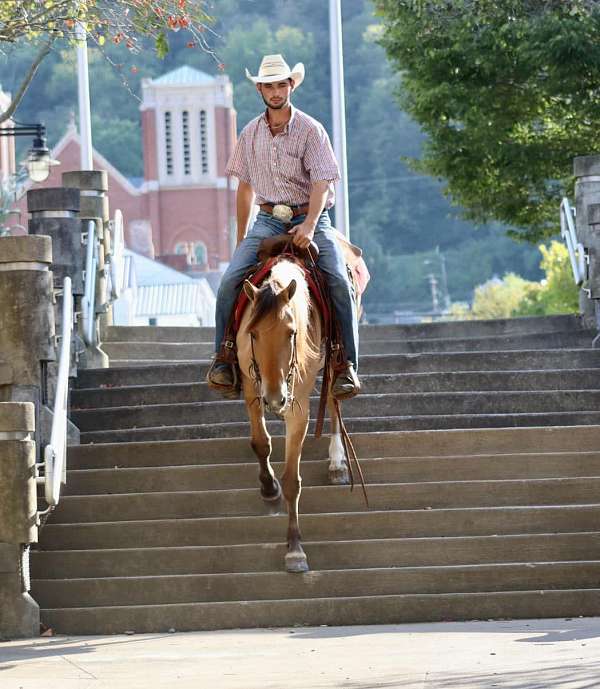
[249,327,300,414]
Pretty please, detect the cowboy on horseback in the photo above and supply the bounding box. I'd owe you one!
[207,53,360,399]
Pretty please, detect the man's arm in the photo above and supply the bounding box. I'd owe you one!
[288,180,330,249]
[236,181,256,246]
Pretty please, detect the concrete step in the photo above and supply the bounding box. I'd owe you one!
[46,477,600,524]
[71,369,600,409]
[102,315,583,344]
[66,426,600,469]
[38,504,600,550]
[71,389,600,433]
[31,561,600,610]
[34,589,600,634]
[101,331,594,362]
[31,532,600,578]
[62,453,600,495]
[79,411,600,443]
[74,349,600,388]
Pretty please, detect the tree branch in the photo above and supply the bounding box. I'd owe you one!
[0,38,55,124]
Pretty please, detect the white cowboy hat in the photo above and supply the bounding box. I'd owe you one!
[245,54,305,89]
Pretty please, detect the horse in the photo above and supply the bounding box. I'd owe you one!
[237,257,350,573]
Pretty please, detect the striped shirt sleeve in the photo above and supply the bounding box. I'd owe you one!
[303,124,340,184]
[225,127,251,184]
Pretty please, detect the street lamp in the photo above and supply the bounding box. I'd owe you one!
[424,247,451,311]
[0,123,59,182]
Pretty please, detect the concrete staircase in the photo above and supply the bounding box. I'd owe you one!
[30,314,600,633]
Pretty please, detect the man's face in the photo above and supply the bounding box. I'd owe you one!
[257,80,294,110]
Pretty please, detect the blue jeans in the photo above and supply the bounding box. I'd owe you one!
[214,210,359,368]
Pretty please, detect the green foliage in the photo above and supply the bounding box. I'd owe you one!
[375,0,600,242]
[449,240,579,320]
[471,273,533,320]
[513,241,579,315]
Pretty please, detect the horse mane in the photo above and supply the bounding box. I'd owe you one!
[246,259,320,375]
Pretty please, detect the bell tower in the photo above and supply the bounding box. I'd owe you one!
[139,66,236,269]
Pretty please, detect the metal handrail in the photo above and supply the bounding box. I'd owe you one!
[37,276,73,509]
[108,209,125,302]
[560,197,587,286]
[82,219,98,346]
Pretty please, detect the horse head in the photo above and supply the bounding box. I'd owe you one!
[244,277,298,415]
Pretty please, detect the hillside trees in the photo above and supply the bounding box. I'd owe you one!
[1,0,544,311]
[375,0,600,242]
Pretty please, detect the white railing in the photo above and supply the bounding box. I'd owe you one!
[108,209,125,302]
[81,219,98,346]
[560,197,587,286]
[37,276,73,510]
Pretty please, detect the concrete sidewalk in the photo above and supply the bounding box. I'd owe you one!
[1,617,599,688]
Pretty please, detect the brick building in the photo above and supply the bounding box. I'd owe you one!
[14,66,237,271]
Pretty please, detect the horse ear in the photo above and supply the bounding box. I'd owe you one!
[282,279,297,303]
[244,280,258,301]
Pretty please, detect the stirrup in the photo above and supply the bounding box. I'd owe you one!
[206,357,241,399]
[331,363,360,401]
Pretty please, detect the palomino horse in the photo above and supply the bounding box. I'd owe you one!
[237,257,349,573]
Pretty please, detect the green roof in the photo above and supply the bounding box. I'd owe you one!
[151,65,215,86]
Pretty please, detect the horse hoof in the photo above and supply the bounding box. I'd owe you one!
[261,477,282,502]
[329,466,350,485]
[285,551,309,573]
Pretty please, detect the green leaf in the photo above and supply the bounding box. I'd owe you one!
[155,31,169,59]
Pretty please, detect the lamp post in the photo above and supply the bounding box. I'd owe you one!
[329,0,350,239]
[76,22,93,170]
[424,248,451,312]
[436,246,451,310]
[0,123,59,182]
[426,273,440,314]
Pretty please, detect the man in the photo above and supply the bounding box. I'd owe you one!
[207,54,359,399]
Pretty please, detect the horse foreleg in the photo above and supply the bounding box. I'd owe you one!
[327,394,350,485]
[243,380,281,502]
[282,405,310,573]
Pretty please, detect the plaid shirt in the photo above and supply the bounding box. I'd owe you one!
[225,106,340,209]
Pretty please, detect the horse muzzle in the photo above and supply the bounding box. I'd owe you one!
[262,392,289,416]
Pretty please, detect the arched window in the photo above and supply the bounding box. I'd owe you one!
[182,110,191,175]
[199,110,208,175]
[174,241,207,266]
[193,241,207,266]
[164,111,173,175]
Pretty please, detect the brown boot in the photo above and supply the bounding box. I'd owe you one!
[332,363,360,400]
[206,359,240,399]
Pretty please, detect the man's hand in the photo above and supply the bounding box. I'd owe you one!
[288,220,316,249]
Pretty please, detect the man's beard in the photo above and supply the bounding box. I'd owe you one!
[261,93,289,110]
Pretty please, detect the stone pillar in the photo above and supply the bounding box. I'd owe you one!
[0,236,55,440]
[27,187,83,379]
[62,170,109,368]
[0,402,40,639]
[574,155,600,327]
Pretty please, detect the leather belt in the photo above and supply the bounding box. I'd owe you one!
[260,202,309,221]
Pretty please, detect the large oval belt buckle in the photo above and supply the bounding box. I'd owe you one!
[272,204,294,222]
